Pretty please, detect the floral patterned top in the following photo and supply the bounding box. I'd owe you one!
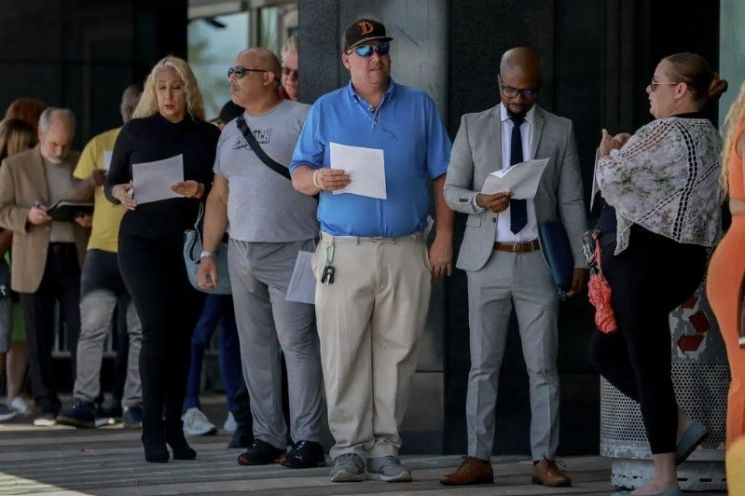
[597,115,723,254]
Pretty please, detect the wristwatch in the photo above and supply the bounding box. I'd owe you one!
[199,250,215,260]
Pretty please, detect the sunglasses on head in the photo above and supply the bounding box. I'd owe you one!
[349,42,391,58]
[227,65,268,79]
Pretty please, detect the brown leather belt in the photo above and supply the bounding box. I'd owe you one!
[493,239,540,253]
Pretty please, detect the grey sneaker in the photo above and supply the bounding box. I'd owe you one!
[330,453,366,482]
[366,456,412,482]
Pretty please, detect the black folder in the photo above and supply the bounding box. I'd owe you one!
[539,221,574,300]
[46,200,94,222]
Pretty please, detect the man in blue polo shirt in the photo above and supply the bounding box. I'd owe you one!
[290,18,453,483]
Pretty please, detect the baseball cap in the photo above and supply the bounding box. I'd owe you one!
[343,18,393,52]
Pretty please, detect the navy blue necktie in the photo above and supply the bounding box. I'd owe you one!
[508,113,527,234]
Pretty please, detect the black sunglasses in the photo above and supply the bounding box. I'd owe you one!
[349,42,391,58]
[227,65,268,79]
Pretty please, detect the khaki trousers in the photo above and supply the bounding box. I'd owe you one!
[313,232,431,459]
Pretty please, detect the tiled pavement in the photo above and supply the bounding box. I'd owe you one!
[0,397,724,496]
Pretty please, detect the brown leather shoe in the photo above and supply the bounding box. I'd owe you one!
[440,456,494,485]
[531,458,571,487]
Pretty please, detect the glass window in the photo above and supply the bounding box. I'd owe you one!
[188,12,250,120]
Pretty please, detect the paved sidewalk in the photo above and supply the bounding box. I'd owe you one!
[0,396,724,495]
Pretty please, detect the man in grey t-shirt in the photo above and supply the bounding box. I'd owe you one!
[198,48,325,468]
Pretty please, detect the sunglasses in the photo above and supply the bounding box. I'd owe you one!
[282,66,299,79]
[227,66,268,79]
[349,42,391,58]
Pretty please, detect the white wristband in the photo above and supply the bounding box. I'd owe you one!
[312,169,324,190]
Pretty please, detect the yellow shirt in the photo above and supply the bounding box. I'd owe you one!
[73,128,125,253]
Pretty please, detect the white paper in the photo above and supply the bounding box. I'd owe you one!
[102,150,112,172]
[589,148,601,211]
[286,251,316,305]
[329,142,387,199]
[131,154,185,204]
[481,158,549,200]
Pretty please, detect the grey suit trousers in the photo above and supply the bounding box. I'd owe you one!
[466,249,560,461]
[228,238,325,449]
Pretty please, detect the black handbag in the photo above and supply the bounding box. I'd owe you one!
[183,203,231,295]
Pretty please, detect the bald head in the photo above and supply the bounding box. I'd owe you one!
[237,48,282,84]
[121,83,143,123]
[500,47,542,82]
[498,47,542,115]
[231,48,283,111]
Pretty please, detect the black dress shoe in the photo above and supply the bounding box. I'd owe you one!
[237,439,285,465]
[142,422,169,463]
[166,420,197,460]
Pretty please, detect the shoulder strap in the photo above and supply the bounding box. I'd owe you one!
[236,116,291,180]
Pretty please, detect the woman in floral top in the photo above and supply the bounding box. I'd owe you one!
[589,52,727,496]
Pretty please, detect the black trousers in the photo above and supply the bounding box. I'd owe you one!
[118,234,204,427]
[19,243,81,415]
[589,226,707,454]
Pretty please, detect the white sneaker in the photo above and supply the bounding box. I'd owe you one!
[181,407,217,437]
[10,397,31,416]
[223,412,237,433]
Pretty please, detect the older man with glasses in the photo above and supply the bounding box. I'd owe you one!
[198,47,325,469]
[289,18,453,483]
[441,47,587,488]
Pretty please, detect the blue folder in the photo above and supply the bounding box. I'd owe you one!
[539,221,574,300]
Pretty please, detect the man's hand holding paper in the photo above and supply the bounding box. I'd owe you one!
[481,157,549,200]
[476,191,513,213]
[329,142,387,199]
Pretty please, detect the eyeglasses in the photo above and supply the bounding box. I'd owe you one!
[227,66,268,79]
[500,85,539,99]
[282,66,299,79]
[648,80,681,92]
[349,42,391,58]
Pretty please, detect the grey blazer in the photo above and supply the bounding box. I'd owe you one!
[444,104,587,272]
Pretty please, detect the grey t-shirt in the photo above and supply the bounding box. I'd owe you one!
[214,100,317,242]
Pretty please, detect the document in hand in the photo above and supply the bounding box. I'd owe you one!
[47,200,94,222]
[286,251,316,305]
[481,158,549,200]
[329,142,387,200]
[132,154,185,204]
[103,150,112,172]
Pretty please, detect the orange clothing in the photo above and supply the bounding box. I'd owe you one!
[707,124,745,446]
[729,124,745,201]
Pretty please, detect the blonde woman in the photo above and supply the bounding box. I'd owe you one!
[708,80,745,455]
[0,119,36,422]
[104,56,220,463]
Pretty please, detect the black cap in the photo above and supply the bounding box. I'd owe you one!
[343,18,393,52]
[218,100,243,123]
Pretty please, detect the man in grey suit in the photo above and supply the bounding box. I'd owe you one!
[440,47,587,488]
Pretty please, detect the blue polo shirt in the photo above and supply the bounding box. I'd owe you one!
[289,79,451,237]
